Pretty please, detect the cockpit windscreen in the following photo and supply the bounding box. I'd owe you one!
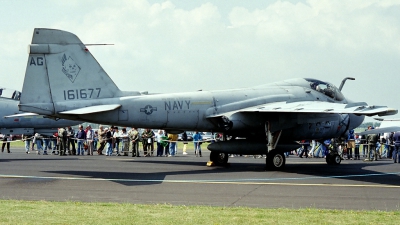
[305,79,344,101]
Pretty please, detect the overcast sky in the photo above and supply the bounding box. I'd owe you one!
[1,0,399,121]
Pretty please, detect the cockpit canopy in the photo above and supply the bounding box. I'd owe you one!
[0,88,21,101]
[305,78,344,101]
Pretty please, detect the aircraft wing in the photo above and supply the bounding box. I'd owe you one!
[59,104,121,115]
[209,101,397,118]
[238,101,397,116]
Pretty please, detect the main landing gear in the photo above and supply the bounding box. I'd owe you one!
[207,150,286,170]
[325,153,341,165]
[266,150,286,170]
[209,151,229,166]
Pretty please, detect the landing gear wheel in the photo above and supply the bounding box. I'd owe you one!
[210,151,228,165]
[326,156,333,165]
[326,154,341,165]
[266,150,286,170]
[332,154,341,165]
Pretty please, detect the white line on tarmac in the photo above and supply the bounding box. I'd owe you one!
[0,171,399,188]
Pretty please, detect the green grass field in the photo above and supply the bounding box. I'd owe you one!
[0,200,399,224]
[4,141,399,224]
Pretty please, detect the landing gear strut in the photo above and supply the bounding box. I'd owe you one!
[266,150,286,170]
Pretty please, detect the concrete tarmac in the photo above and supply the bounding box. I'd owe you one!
[1,148,399,210]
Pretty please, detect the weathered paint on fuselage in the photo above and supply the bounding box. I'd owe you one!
[52,80,365,141]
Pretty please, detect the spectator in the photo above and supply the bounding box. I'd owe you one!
[1,134,12,153]
[34,133,44,155]
[388,132,394,159]
[22,134,32,154]
[113,127,121,156]
[313,141,324,158]
[346,129,355,160]
[58,127,68,156]
[86,125,94,155]
[141,129,154,157]
[168,133,178,157]
[354,134,361,160]
[128,127,140,157]
[360,132,367,158]
[182,131,188,155]
[97,125,106,155]
[155,130,165,157]
[66,126,76,155]
[93,130,98,153]
[365,126,378,161]
[76,125,86,155]
[51,132,58,155]
[298,140,309,158]
[392,131,400,163]
[105,128,113,156]
[43,135,52,155]
[120,128,129,156]
[193,131,203,157]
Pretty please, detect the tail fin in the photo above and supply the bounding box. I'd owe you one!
[20,28,122,115]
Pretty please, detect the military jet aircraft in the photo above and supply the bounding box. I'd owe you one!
[1,87,79,136]
[18,28,397,169]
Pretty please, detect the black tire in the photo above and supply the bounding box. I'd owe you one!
[210,151,228,165]
[266,150,286,170]
[326,156,332,165]
[326,154,341,165]
[332,154,341,165]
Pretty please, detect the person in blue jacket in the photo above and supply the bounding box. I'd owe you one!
[192,131,203,157]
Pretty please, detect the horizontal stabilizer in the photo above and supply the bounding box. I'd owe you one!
[59,104,121,115]
[4,112,39,118]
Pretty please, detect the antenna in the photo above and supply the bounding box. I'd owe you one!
[338,77,355,91]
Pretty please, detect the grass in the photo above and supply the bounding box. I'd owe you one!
[0,200,399,225]
[3,142,399,224]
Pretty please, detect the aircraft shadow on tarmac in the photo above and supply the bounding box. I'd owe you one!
[0,157,77,163]
[43,158,400,187]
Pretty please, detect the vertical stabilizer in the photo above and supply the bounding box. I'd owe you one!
[20,28,121,115]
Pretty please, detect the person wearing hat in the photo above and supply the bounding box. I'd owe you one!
[128,127,140,157]
[365,126,379,161]
[97,125,106,155]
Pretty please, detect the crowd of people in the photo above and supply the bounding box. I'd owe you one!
[2,125,400,164]
[294,127,400,163]
[16,126,207,158]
